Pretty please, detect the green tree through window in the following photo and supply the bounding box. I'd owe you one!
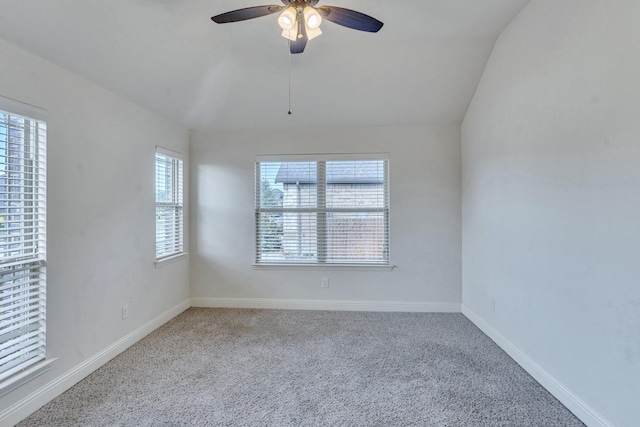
[259,179,283,252]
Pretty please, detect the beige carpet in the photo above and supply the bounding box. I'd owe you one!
[19,308,584,426]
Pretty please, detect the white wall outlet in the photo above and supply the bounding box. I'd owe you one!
[321,278,330,288]
[122,304,129,320]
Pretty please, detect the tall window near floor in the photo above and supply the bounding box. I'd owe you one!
[155,147,184,261]
[0,99,47,385]
[255,155,389,265]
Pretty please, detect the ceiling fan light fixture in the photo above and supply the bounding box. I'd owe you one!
[211,2,384,54]
[303,6,322,29]
[306,25,322,40]
[281,28,298,41]
[277,6,297,31]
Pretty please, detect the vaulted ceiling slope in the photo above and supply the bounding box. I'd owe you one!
[0,0,529,131]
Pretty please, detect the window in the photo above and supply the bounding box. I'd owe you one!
[0,100,47,385]
[155,147,184,261]
[255,155,389,265]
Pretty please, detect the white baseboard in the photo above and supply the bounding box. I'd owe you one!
[461,304,612,427]
[0,298,191,427]
[191,297,461,313]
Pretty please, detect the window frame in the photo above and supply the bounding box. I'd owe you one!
[0,95,54,393]
[254,153,391,269]
[155,146,185,266]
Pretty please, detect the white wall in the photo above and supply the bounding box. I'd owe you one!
[191,125,461,310]
[0,39,190,422]
[461,1,640,425]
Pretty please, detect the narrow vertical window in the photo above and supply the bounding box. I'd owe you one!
[155,147,183,261]
[0,100,47,385]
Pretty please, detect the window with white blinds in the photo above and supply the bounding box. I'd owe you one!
[255,156,389,265]
[155,147,183,261]
[0,103,47,384]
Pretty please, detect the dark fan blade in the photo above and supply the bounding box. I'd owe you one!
[317,6,383,32]
[212,5,283,24]
[290,22,307,54]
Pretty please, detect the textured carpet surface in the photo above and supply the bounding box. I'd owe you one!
[19,308,584,426]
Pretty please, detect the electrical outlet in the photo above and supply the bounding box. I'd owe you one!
[122,304,129,320]
[491,298,496,313]
[321,278,330,288]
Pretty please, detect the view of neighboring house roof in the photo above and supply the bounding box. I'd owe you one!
[275,162,384,184]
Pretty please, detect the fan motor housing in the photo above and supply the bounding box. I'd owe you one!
[282,0,320,7]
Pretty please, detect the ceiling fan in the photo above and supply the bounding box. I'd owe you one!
[211,0,384,54]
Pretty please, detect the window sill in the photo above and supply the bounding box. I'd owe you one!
[154,252,188,268]
[0,358,57,398]
[252,263,396,272]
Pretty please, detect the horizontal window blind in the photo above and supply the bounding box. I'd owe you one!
[255,158,389,265]
[324,161,389,263]
[0,109,47,383]
[155,149,183,260]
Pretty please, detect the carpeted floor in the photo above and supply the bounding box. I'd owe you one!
[19,308,584,426]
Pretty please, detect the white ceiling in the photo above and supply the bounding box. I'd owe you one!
[0,0,529,131]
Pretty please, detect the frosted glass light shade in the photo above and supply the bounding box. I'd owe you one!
[306,25,322,40]
[281,28,298,41]
[303,7,322,29]
[278,7,297,30]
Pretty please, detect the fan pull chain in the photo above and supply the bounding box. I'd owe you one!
[288,41,292,115]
